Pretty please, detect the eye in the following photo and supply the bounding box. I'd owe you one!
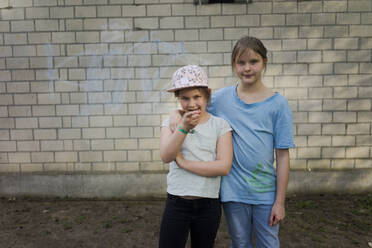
[250,59,259,64]
[237,60,245,65]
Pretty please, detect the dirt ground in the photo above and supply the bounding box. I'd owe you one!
[0,194,371,248]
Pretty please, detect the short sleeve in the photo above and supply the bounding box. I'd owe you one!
[217,118,232,138]
[274,100,295,149]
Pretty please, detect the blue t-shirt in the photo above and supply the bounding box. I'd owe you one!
[208,85,295,205]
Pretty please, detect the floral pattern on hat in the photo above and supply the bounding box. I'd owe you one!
[167,65,208,92]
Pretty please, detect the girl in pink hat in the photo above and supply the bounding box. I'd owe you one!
[159,65,233,248]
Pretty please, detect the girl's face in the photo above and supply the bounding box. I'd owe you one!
[178,88,208,114]
[234,48,267,87]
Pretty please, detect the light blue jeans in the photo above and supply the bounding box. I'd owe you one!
[223,202,279,248]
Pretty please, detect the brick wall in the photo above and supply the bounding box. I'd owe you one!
[0,0,371,175]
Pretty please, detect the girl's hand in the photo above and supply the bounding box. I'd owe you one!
[169,109,184,132]
[269,201,285,226]
[181,110,201,131]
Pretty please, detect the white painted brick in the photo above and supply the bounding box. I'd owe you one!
[66,20,83,31]
[335,86,358,98]
[76,32,99,43]
[200,29,223,40]
[85,44,108,55]
[79,151,102,162]
[55,152,78,162]
[11,20,34,32]
[139,138,158,149]
[248,2,272,14]
[309,63,333,75]
[286,14,310,26]
[207,41,231,53]
[39,117,62,128]
[224,28,249,40]
[115,139,137,150]
[101,31,125,43]
[50,7,74,18]
[133,42,157,54]
[331,160,355,170]
[338,13,360,25]
[356,135,372,146]
[69,93,87,104]
[73,140,90,151]
[31,152,54,162]
[183,42,207,53]
[298,124,321,135]
[98,6,121,17]
[298,51,322,63]
[15,117,38,129]
[38,93,61,105]
[130,127,153,138]
[0,141,16,151]
[262,14,285,26]
[283,64,308,75]
[362,13,372,24]
[88,92,111,103]
[34,129,57,140]
[308,136,332,146]
[34,0,57,6]
[334,38,358,49]
[211,16,234,28]
[309,87,332,99]
[9,106,31,117]
[128,150,151,161]
[18,141,40,151]
[308,159,331,170]
[80,81,103,91]
[175,30,198,41]
[147,4,171,16]
[323,147,345,159]
[92,139,114,150]
[332,136,355,146]
[103,151,126,161]
[221,4,245,15]
[150,30,174,41]
[346,147,369,158]
[1,8,24,20]
[41,140,64,151]
[116,162,140,172]
[322,124,346,135]
[333,112,357,123]
[52,32,75,44]
[309,112,332,123]
[297,148,321,159]
[75,6,96,18]
[308,39,332,50]
[89,116,112,127]
[122,5,146,17]
[56,105,79,116]
[6,58,29,69]
[355,159,372,169]
[347,124,369,135]
[348,50,371,62]
[172,4,196,16]
[348,0,371,12]
[324,75,348,86]
[358,112,372,123]
[84,19,108,30]
[185,16,209,29]
[58,128,81,139]
[106,127,129,138]
[82,128,105,138]
[236,15,259,27]
[323,50,346,62]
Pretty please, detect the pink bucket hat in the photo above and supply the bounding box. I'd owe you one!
[167,65,209,92]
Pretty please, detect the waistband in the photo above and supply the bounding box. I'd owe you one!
[167,193,219,203]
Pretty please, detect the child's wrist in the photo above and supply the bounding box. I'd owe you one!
[178,125,190,134]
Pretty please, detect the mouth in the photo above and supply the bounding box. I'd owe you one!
[186,108,201,112]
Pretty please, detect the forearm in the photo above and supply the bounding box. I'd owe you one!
[160,128,187,163]
[275,149,290,205]
[177,159,231,177]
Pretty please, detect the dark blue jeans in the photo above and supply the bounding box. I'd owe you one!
[159,194,222,248]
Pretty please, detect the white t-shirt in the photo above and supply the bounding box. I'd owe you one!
[162,114,232,198]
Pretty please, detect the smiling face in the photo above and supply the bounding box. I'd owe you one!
[177,87,209,114]
[234,48,267,87]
